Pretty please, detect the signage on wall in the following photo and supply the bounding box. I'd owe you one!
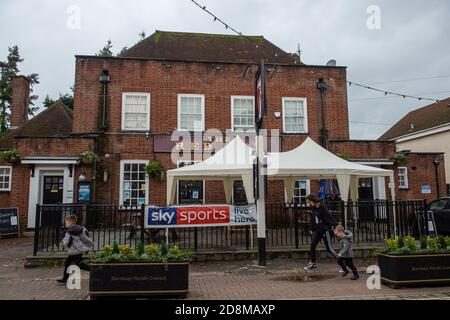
[77,181,92,203]
[421,185,432,194]
[145,204,257,228]
[0,208,20,237]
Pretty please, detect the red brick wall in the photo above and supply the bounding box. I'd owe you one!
[73,57,349,143]
[329,140,396,159]
[393,153,447,202]
[11,76,30,128]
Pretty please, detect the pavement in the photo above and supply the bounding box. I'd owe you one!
[1,236,450,300]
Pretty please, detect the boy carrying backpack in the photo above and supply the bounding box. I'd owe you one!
[57,215,94,284]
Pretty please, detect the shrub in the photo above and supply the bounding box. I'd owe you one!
[94,242,189,263]
[438,236,447,250]
[405,236,416,251]
[427,236,441,252]
[420,237,428,250]
[384,238,398,252]
[397,236,405,249]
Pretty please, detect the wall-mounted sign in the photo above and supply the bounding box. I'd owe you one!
[77,181,92,203]
[421,185,432,194]
[145,204,257,228]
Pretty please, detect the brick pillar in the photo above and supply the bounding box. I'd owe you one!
[10,75,30,128]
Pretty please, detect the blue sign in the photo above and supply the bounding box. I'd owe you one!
[421,185,432,194]
[77,181,91,203]
[147,207,177,226]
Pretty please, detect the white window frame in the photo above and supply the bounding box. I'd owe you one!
[231,95,255,132]
[177,94,205,132]
[0,166,12,192]
[121,92,151,131]
[291,180,310,204]
[119,160,149,207]
[398,167,409,189]
[282,97,308,134]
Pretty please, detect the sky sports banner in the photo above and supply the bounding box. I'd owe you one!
[145,205,257,228]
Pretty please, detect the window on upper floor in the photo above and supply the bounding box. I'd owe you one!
[0,167,11,191]
[398,167,408,189]
[282,97,308,133]
[231,96,255,131]
[121,93,150,131]
[178,94,205,132]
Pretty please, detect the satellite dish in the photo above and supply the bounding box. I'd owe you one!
[326,59,337,67]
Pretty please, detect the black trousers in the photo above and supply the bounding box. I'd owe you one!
[62,253,90,281]
[310,229,338,263]
[337,257,358,275]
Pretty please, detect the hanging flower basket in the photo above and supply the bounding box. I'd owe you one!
[145,161,164,181]
[80,151,98,165]
[0,149,21,164]
[392,153,408,166]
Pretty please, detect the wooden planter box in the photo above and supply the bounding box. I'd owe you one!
[378,253,450,288]
[89,261,189,298]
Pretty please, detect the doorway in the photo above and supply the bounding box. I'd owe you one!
[42,176,64,204]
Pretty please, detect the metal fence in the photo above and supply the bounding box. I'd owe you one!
[33,200,427,255]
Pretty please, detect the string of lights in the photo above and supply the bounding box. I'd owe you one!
[347,81,441,103]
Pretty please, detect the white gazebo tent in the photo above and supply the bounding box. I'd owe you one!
[166,136,255,205]
[166,136,397,234]
[267,137,396,232]
[267,137,395,202]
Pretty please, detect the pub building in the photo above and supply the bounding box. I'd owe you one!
[0,31,446,231]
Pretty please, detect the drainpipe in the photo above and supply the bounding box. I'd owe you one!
[317,78,328,149]
[99,70,111,131]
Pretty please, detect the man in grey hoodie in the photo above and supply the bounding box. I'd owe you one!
[334,225,359,280]
[57,215,94,284]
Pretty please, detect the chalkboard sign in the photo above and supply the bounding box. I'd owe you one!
[417,210,438,237]
[0,208,20,237]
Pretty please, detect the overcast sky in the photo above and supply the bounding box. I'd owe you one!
[1,0,449,139]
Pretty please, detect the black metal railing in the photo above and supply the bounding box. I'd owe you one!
[33,200,427,255]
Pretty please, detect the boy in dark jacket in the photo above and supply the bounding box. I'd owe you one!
[334,225,359,280]
[304,194,338,271]
[57,215,94,284]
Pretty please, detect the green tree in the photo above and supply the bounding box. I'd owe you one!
[0,45,39,135]
[96,39,114,57]
[116,46,128,57]
[43,93,74,110]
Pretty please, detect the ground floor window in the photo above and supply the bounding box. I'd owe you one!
[397,167,408,189]
[121,161,147,207]
[233,180,248,205]
[293,180,309,204]
[178,161,203,204]
[0,166,12,191]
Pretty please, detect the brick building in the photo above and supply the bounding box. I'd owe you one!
[0,31,445,230]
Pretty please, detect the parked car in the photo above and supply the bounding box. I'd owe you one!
[428,197,450,235]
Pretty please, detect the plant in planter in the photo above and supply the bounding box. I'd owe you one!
[378,235,450,287]
[89,242,190,298]
[144,161,164,181]
[80,151,98,165]
[392,152,408,166]
[0,149,21,164]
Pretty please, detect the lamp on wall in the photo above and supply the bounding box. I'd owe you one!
[432,157,441,198]
[79,173,86,182]
[274,111,281,119]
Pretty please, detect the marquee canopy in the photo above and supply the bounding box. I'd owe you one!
[166,136,396,205]
[166,136,255,205]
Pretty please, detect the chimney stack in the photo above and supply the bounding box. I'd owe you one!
[10,75,30,129]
